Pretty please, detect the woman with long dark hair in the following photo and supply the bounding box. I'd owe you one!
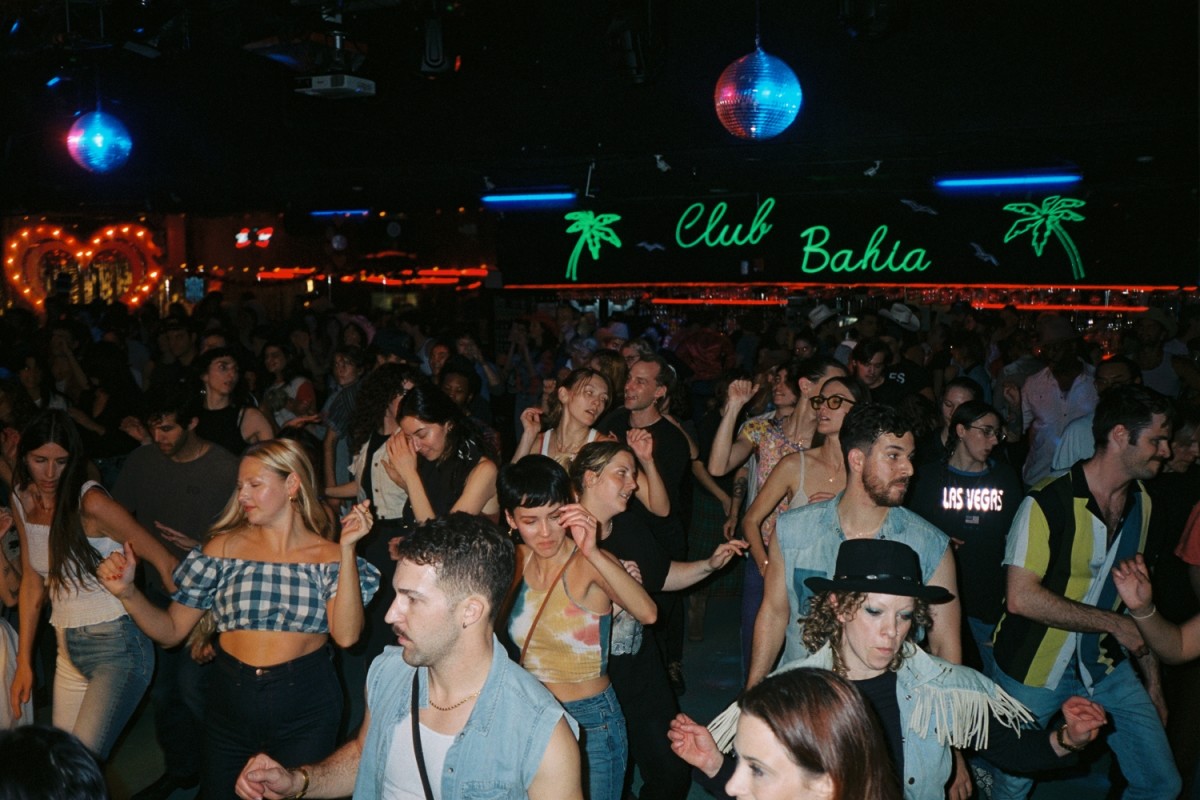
[384,384,500,522]
[8,410,179,759]
[260,339,317,431]
[96,439,379,796]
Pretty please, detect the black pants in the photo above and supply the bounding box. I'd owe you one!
[608,629,691,800]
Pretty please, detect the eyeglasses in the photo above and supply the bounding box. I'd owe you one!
[968,425,1007,442]
[810,394,856,411]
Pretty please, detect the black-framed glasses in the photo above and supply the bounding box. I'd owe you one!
[968,425,1007,442]
[810,394,856,411]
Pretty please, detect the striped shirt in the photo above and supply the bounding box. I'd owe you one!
[992,463,1150,689]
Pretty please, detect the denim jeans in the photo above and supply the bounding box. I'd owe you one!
[740,562,764,679]
[56,616,154,760]
[204,645,342,799]
[562,684,627,800]
[989,659,1181,799]
[967,615,999,678]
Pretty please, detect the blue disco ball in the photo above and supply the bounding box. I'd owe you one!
[714,48,803,140]
[66,111,133,173]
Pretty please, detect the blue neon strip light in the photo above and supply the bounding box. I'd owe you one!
[309,209,370,218]
[936,175,1082,188]
[481,192,577,204]
[46,76,61,87]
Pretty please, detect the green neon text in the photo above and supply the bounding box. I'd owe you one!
[799,225,931,274]
[675,198,775,248]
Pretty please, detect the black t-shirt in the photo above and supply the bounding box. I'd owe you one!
[886,358,933,400]
[598,409,691,514]
[600,502,671,594]
[855,670,904,780]
[907,459,1023,622]
[868,377,909,409]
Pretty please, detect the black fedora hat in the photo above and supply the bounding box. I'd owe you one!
[804,539,954,603]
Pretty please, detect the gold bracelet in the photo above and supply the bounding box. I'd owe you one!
[289,766,311,799]
[1056,723,1087,754]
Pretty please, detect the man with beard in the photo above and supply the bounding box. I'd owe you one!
[988,385,1180,800]
[747,402,960,688]
[234,513,581,800]
[112,385,239,800]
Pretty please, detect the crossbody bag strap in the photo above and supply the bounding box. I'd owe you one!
[411,671,436,800]
[518,548,577,666]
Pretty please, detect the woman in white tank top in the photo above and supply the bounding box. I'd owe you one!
[8,410,179,760]
[512,367,613,467]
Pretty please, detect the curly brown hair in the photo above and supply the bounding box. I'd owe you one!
[801,590,932,677]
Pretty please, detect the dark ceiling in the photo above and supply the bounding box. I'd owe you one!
[1,0,1196,217]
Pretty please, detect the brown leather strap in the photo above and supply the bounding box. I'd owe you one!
[518,548,577,667]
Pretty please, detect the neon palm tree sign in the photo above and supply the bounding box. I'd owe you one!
[1002,196,1087,280]
[563,211,622,281]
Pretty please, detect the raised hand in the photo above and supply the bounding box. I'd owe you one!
[120,416,150,444]
[556,504,601,559]
[96,541,138,599]
[281,414,322,430]
[626,427,655,463]
[383,431,418,485]
[1112,554,1154,614]
[723,379,756,414]
[519,407,544,437]
[620,559,643,584]
[339,500,374,548]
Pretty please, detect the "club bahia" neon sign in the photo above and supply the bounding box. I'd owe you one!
[559,195,1084,281]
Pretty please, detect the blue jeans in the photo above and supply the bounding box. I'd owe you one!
[989,659,1181,799]
[967,616,999,678]
[740,560,764,679]
[562,684,627,800]
[56,616,154,760]
[205,645,342,799]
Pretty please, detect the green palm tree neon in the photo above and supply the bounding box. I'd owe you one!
[1002,196,1088,280]
[563,211,622,281]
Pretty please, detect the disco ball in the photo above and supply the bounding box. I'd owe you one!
[713,48,803,140]
[66,111,133,173]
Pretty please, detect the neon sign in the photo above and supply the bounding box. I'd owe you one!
[942,487,1005,512]
[1003,196,1087,280]
[799,225,931,274]
[563,211,622,281]
[235,227,274,249]
[676,198,774,248]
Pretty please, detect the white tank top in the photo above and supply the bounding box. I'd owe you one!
[15,481,128,629]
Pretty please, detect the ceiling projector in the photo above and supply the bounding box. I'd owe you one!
[295,74,376,98]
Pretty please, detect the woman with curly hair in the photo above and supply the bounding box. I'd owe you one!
[708,539,1107,800]
[97,439,378,797]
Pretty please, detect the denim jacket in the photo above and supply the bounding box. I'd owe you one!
[789,645,1032,800]
[354,636,577,799]
[773,497,950,664]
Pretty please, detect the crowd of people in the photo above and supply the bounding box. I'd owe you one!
[0,289,1199,800]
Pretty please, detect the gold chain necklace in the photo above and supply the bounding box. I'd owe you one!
[427,690,481,712]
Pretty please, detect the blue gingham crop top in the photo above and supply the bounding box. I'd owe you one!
[171,549,381,634]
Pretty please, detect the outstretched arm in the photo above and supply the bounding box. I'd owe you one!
[97,542,206,647]
[706,379,757,476]
[1114,555,1200,664]
[662,541,748,592]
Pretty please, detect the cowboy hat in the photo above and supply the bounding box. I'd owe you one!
[804,539,954,603]
[879,302,920,332]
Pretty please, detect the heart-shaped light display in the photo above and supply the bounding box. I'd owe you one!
[5,223,165,311]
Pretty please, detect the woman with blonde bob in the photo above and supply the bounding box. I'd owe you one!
[669,667,900,800]
[97,439,380,797]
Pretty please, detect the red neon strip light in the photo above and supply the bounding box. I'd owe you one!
[975,303,1151,313]
[505,282,1185,292]
[651,298,786,306]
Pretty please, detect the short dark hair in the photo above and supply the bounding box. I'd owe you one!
[634,353,676,407]
[144,383,201,428]
[1092,385,1173,450]
[944,376,984,400]
[498,455,573,515]
[851,338,890,365]
[0,725,107,800]
[394,513,514,623]
[1095,354,1141,383]
[840,402,915,465]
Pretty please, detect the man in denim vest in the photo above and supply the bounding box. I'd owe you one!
[234,513,581,800]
